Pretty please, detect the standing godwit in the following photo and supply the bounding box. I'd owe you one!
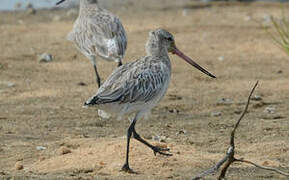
[56,0,127,87]
[84,29,216,172]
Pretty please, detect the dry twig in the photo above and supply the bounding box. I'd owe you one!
[192,81,289,180]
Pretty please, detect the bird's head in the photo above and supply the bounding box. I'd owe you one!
[147,29,216,78]
[148,29,176,54]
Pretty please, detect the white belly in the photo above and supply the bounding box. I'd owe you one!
[96,77,170,120]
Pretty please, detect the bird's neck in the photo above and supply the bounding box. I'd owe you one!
[146,40,170,58]
[146,44,171,69]
[80,0,99,10]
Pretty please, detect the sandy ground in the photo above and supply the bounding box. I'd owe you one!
[0,0,289,179]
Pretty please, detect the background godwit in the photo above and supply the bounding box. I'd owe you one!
[84,29,216,172]
[56,0,127,87]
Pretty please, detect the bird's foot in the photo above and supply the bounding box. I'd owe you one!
[152,146,173,156]
[121,163,136,174]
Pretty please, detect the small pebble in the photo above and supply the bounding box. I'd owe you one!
[38,53,53,63]
[251,95,262,101]
[77,82,87,86]
[217,98,233,105]
[277,70,282,74]
[7,82,15,87]
[211,112,222,117]
[152,135,166,142]
[36,146,46,151]
[58,146,72,155]
[176,129,187,135]
[218,56,224,61]
[168,108,179,113]
[15,161,23,170]
[264,106,276,114]
[165,123,172,128]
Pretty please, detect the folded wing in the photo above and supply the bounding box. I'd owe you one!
[68,12,127,61]
[85,57,169,106]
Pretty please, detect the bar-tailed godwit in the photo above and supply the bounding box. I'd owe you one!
[56,0,127,87]
[84,29,216,172]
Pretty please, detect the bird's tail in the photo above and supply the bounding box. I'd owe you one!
[84,94,120,107]
[84,95,100,106]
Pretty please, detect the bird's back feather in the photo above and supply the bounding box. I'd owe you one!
[85,56,171,106]
[69,7,127,62]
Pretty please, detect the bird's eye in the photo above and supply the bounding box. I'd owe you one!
[167,37,173,41]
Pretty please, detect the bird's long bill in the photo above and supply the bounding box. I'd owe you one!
[173,47,216,78]
[56,0,66,5]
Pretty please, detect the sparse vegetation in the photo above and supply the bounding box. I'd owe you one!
[267,11,289,54]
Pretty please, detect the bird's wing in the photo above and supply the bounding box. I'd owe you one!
[69,12,127,60]
[85,56,169,105]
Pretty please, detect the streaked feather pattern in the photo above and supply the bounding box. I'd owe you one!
[86,56,171,105]
[68,3,127,62]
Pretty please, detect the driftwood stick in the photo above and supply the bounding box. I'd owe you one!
[192,81,289,179]
[235,158,289,176]
[218,81,259,179]
[230,80,258,146]
[192,147,234,180]
[192,81,258,180]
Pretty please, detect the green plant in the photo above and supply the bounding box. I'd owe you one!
[267,12,289,54]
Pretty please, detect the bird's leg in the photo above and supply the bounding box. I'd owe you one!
[93,64,101,88]
[117,60,123,67]
[132,128,172,156]
[121,118,136,173]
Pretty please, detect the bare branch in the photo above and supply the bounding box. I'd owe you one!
[192,147,234,180]
[230,81,258,146]
[235,158,289,176]
[192,81,289,179]
[192,82,258,180]
[218,81,259,179]
[192,81,256,179]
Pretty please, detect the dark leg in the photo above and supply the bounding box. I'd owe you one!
[132,128,172,156]
[117,61,123,67]
[121,114,172,173]
[121,119,136,173]
[93,64,101,88]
